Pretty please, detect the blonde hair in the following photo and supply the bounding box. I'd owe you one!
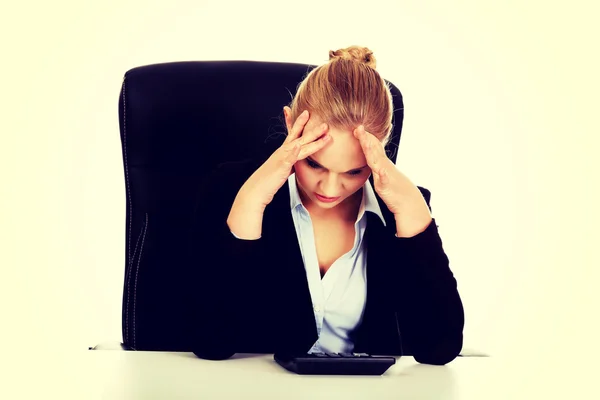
[287,45,395,146]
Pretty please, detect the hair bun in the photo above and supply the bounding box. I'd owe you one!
[328,45,377,69]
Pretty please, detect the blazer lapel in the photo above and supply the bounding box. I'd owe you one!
[262,180,318,355]
[352,186,404,355]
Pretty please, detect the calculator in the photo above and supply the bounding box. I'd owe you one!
[274,351,396,375]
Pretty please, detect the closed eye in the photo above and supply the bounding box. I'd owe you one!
[306,158,322,169]
[306,158,365,176]
[347,169,363,176]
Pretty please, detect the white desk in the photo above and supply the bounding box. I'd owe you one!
[6,350,593,399]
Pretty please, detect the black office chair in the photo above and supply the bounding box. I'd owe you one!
[110,60,404,351]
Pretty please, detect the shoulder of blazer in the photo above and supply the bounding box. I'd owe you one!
[417,186,432,211]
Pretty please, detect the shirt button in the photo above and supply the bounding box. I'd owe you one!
[314,305,321,312]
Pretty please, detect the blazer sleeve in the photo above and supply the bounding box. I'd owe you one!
[392,187,465,365]
[188,158,265,360]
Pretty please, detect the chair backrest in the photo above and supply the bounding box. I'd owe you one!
[118,60,405,351]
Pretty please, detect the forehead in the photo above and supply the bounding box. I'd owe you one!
[305,115,366,171]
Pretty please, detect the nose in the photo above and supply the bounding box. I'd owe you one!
[318,174,342,197]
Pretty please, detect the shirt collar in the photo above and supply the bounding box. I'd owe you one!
[287,173,386,226]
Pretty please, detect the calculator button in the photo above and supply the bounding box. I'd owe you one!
[338,353,355,358]
[326,353,341,357]
[353,353,370,357]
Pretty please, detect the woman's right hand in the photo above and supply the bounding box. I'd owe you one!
[227,108,330,239]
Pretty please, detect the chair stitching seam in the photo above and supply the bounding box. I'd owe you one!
[132,212,149,350]
[125,225,143,345]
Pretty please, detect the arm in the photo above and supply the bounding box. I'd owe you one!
[392,188,465,365]
[188,159,265,360]
[351,126,463,364]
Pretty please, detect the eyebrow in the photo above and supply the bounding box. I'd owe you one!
[307,156,368,173]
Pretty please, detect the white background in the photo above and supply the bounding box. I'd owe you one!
[1,0,598,395]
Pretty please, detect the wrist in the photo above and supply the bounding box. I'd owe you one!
[227,211,263,240]
[394,213,432,238]
[227,194,266,240]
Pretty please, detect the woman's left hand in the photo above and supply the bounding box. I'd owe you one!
[354,125,433,237]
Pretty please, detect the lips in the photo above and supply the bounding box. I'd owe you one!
[315,193,340,203]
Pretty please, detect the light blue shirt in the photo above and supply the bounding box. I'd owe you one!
[287,173,386,354]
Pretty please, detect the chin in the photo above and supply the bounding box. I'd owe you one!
[313,200,342,209]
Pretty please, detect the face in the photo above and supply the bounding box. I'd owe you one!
[293,115,372,211]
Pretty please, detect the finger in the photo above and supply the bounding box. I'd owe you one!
[367,129,387,158]
[284,109,310,143]
[355,125,376,167]
[299,122,329,146]
[297,134,331,160]
[282,106,302,136]
[283,107,292,136]
[357,126,386,169]
[286,121,328,151]
[354,125,368,150]
[353,124,370,141]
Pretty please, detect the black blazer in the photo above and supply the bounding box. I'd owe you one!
[188,158,464,365]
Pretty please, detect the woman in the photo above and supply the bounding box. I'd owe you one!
[189,46,464,365]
